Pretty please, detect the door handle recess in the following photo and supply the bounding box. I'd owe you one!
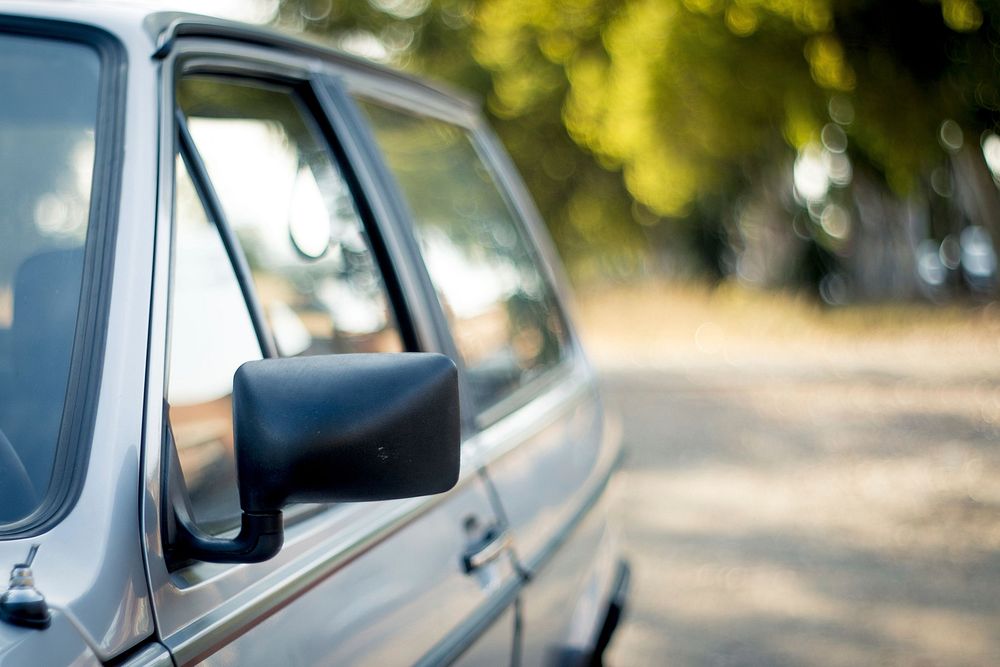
[462,527,511,573]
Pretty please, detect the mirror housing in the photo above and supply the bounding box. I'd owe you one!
[168,353,461,565]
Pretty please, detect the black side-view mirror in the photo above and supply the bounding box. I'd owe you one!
[167,353,460,565]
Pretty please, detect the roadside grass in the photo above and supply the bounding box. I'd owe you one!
[574,279,1000,375]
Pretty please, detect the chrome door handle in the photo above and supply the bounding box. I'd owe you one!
[462,527,511,573]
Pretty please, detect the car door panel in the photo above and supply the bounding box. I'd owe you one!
[143,43,515,666]
[457,125,626,663]
[471,368,623,663]
[348,88,625,662]
[160,476,515,666]
[451,605,518,667]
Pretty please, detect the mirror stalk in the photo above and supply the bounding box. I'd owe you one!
[173,511,283,564]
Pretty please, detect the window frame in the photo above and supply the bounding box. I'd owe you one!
[0,17,126,538]
[347,89,581,429]
[162,53,420,544]
[144,40,514,661]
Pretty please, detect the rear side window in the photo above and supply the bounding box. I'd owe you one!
[0,33,101,526]
[357,101,568,414]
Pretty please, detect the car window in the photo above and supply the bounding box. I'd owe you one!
[178,77,403,357]
[357,101,568,414]
[169,76,403,531]
[168,156,263,531]
[0,33,100,525]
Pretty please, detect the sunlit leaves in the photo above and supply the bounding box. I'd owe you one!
[276,0,1000,282]
[556,0,826,215]
[804,34,855,91]
[941,0,983,32]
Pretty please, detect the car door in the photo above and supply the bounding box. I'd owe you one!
[140,39,516,666]
[349,87,624,664]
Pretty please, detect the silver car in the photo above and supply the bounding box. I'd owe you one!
[0,4,628,665]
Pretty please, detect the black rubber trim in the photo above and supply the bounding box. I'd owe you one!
[310,77,421,353]
[103,639,174,667]
[146,13,477,109]
[0,16,127,538]
[172,61,420,356]
[589,560,631,666]
[332,86,469,366]
[344,93,488,435]
[175,109,278,358]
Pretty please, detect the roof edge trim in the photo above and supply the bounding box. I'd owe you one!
[145,12,477,110]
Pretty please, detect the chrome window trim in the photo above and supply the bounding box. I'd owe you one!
[350,78,480,130]
[519,436,624,576]
[461,363,595,470]
[117,643,175,667]
[413,567,522,667]
[464,364,624,574]
[473,361,578,431]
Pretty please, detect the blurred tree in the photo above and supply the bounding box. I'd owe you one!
[275,0,650,283]
[276,0,1000,294]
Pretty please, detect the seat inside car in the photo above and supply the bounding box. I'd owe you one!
[0,248,84,510]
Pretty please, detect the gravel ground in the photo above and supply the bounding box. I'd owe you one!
[599,362,1000,666]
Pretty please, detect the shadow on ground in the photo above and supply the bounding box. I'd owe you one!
[601,366,1000,666]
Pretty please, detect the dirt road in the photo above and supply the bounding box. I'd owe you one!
[600,363,1000,666]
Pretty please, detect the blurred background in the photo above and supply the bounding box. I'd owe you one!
[146,0,1000,663]
[166,0,1000,299]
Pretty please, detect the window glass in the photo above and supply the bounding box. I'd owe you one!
[169,78,404,531]
[0,34,100,524]
[178,78,402,357]
[168,157,262,530]
[358,101,568,411]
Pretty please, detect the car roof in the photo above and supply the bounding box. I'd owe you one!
[0,1,477,110]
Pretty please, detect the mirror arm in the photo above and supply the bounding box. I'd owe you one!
[162,416,283,567]
[172,510,284,564]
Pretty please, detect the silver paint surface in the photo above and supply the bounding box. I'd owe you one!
[0,3,160,661]
[0,6,625,664]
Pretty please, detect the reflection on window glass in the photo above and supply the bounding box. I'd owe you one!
[0,34,100,524]
[168,157,262,531]
[178,78,402,357]
[358,101,568,412]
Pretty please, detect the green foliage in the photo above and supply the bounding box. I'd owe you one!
[276,0,1000,284]
[276,0,649,280]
